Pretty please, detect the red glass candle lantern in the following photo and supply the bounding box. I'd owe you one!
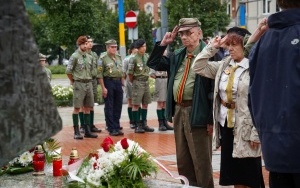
[32,145,45,176]
[68,147,79,165]
[52,155,62,176]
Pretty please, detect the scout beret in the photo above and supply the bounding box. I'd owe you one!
[105,39,118,46]
[76,36,88,46]
[39,53,46,60]
[134,39,146,49]
[227,27,251,37]
[178,18,201,31]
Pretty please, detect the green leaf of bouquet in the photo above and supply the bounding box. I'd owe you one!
[6,166,34,175]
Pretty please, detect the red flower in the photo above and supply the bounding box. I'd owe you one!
[93,162,98,170]
[88,153,99,160]
[120,138,129,149]
[101,137,114,152]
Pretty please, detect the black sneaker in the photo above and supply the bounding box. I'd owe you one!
[135,126,145,133]
[91,125,102,133]
[143,125,154,132]
[118,130,124,136]
[109,130,119,136]
[130,123,136,129]
[80,127,85,133]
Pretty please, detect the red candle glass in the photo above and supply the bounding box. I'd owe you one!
[53,156,62,176]
[32,145,45,175]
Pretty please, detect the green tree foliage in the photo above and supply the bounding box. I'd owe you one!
[37,0,110,55]
[165,0,230,48]
[137,11,154,52]
[28,0,155,60]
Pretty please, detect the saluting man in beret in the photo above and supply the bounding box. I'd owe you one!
[66,35,98,140]
[127,39,155,133]
[147,18,214,188]
[98,39,124,136]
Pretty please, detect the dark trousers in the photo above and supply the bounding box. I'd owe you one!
[173,105,213,188]
[103,79,123,132]
[269,172,300,188]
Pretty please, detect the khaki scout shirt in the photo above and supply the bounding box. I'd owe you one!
[87,50,98,78]
[173,45,201,102]
[127,53,150,79]
[66,48,93,80]
[98,52,123,79]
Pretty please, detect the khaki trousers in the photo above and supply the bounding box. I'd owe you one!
[173,105,214,188]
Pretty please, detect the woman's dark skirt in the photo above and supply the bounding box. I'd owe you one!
[219,123,264,188]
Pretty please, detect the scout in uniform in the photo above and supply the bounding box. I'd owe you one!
[98,39,124,136]
[150,68,174,131]
[127,39,154,133]
[39,53,52,82]
[122,42,138,129]
[66,35,98,139]
[78,35,102,133]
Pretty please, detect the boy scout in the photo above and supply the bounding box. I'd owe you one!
[98,39,124,136]
[79,35,102,133]
[127,39,154,133]
[66,35,98,139]
[123,42,138,129]
[150,69,174,131]
[39,53,52,82]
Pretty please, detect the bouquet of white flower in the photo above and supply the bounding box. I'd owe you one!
[0,138,61,176]
[66,137,158,188]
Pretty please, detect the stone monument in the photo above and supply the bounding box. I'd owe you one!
[0,0,62,166]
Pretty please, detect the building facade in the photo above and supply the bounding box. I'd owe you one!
[222,0,280,33]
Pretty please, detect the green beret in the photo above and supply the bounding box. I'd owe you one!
[105,39,117,46]
[178,18,201,31]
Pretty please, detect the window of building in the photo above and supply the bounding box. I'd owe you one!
[144,3,154,15]
[263,0,271,14]
[227,2,231,16]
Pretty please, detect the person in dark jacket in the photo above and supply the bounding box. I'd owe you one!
[147,18,214,188]
[248,1,300,187]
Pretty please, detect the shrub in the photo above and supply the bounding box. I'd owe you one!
[48,65,66,74]
[52,85,73,107]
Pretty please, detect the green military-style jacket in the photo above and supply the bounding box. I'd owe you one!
[66,48,93,80]
[127,53,150,79]
[147,41,214,127]
[43,67,52,82]
[87,50,98,78]
[98,52,123,79]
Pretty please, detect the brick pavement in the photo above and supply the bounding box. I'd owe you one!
[53,103,269,188]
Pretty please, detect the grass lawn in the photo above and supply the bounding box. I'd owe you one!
[52,74,67,79]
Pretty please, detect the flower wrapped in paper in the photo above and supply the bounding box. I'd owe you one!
[66,137,158,187]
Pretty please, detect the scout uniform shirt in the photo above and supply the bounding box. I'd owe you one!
[66,48,93,80]
[87,51,98,78]
[127,53,150,80]
[43,67,52,82]
[173,45,201,102]
[98,52,123,79]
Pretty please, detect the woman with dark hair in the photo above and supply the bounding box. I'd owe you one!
[192,28,264,188]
